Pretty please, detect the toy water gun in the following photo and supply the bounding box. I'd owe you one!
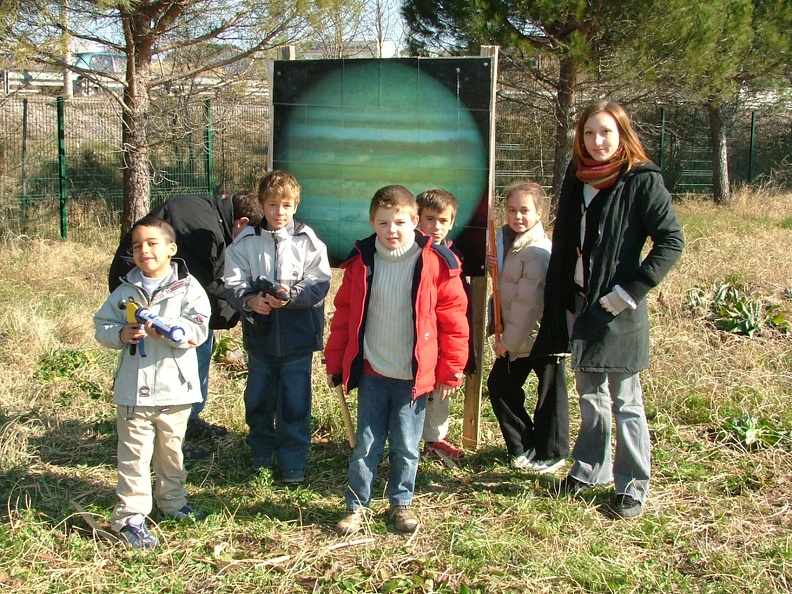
[119,298,195,357]
[247,277,290,332]
[252,276,290,302]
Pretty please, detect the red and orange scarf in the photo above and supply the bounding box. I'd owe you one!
[575,148,627,189]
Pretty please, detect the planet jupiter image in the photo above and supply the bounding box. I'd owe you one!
[273,58,491,265]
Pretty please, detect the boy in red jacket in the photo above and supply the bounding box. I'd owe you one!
[325,185,469,535]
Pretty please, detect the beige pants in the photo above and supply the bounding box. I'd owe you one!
[110,404,191,532]
[421,387,450,443]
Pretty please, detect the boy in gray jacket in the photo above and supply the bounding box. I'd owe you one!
[95,216,211,548]
[225,170,331,484]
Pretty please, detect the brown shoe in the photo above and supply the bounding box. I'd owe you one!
[335,509,365,536]
[388,505,419,533]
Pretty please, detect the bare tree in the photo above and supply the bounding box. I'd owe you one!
[300,0,404,58]
[301,0,365,58]
[8,1,320,234]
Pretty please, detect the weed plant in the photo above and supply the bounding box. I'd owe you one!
[0,190,790,593]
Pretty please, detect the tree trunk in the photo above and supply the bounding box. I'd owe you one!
[551,56,576,212]
[120,45,152,237]
[708,103,731,204]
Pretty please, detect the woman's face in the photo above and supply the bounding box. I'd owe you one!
[583,111,621,162]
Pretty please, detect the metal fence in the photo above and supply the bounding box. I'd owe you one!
[494,97,792,195]
[1,92,791,244]
[0,94,269,243]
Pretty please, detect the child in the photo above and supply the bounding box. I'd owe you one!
[487,181,569,474]
[94,216,211,549]
[224,170,331,484]
[533,101,684,518]
[416,188,474,461]
[108,192,263,460]
[325,185,469,535]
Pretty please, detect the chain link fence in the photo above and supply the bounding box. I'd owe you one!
[1,90,790,244]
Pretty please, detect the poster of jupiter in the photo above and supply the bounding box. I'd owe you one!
[271,57,495,274]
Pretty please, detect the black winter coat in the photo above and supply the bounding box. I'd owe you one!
[532,162,684,372]
[107,194,240,330]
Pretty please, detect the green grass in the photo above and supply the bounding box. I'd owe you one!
[0,192,791,592]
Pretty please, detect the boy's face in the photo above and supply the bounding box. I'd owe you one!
[262,195,297,231]
[418,206,455,245]
[371,206,418,251]
[131,225,177,278]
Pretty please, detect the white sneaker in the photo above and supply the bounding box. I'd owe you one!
[529,457,566,474]
[510,448,536,469]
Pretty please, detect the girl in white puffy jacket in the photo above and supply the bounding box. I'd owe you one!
[487,181,569,474]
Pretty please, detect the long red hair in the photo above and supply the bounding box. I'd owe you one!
[572,101,651,171]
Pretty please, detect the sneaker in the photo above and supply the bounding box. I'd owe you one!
[529,457,566,474]
[388,505,419,533]
[119,517,158,549]
[186,417,228,440]
[335,509,366,536]
[279,469,305,485]
[424,439,465,460]
[612,494,643,519]
[556,475,589,496]
[160,505,206,521]
[510,448,536,470]
[182,441,208,460]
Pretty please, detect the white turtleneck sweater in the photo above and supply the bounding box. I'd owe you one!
[363,235,421,380]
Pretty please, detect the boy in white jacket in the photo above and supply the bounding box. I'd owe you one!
[94,216,210,548]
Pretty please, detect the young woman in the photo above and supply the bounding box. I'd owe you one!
[533,101,684,518]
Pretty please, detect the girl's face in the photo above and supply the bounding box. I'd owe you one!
[583,111,621,162]
[506,191,541,234]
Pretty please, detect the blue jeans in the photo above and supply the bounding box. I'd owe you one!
[244,351,312,473]
[569,371,651,502]
[345,375,426,510]
[189,332,214,421]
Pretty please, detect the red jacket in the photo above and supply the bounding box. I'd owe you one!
[324,231,469,399]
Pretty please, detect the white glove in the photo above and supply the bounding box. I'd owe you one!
[599,288,631,315]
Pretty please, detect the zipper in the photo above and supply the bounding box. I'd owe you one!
[271,229,281,357]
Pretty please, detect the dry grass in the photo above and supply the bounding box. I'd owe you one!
[0,192,790,593]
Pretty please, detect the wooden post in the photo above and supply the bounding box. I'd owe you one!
[462,44,499,450]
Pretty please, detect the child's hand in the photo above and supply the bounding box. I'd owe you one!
[493,340,508,358]
[246,293,272,315]
[486,252,498,269]
[264,284,291,309]
[143,320,165,339]
[436,384,455,400]
[119,322,145,345]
